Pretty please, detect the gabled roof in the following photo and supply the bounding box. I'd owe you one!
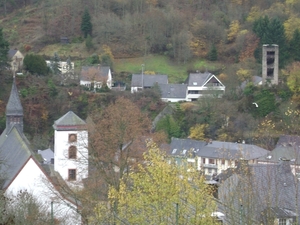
[159,83,187,99]
[80,66,110,82]
[169,137,207,157]
[276,135,300,148]
[241,76,262,90]
[53,111,86,131]
[8,49,18,58]
[198,141,269,160]
[6,79,23,116]
[186,71,224,87]
[38,148,54,164]
[131,74,168,87]
[218,162,298,223]
[0,127,32,189]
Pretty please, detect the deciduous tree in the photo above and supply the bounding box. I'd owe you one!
[93,141,217,224]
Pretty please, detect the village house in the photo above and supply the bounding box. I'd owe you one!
[131,74,168,93]
[8,49,24,73]
[80,65,112,90]
[169,138,269,179]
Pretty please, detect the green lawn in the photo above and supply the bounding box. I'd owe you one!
[114,55,223,83]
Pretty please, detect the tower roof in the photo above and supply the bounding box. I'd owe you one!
[53,111,86,131]
[6,78,23,116]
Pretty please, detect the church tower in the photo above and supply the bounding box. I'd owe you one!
[53,111,88,186]
[6,77,23,133]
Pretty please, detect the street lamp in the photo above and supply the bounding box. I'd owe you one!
[141,64,145,89]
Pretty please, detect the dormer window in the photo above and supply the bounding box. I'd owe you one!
[69,134,77,143]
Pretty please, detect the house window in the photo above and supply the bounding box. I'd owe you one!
[279,219,287,225]
[209,159,215,164]
[202,158,206,164]
[221,159,225,165]
[69,134,77,143]
[68,146,77,159]
[68,169,76,181]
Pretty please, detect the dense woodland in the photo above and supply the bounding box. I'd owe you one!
[0,0,300,150]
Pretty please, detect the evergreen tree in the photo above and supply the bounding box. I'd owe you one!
[290,29,300,61]
[0,28,9,70]
[51,52,61,75]
[81,8,92,38]
[85,34,93,51]
[23,54,48,75]
[253,16,289,68]
[207,44,218,61]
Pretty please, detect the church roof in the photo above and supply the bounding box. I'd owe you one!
[53,111,86,131]
[6,78,23,116]
[0,127,32,189]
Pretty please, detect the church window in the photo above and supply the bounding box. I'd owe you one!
[68,146,77,159]
[68,169,76,181]
[69,133,77,142]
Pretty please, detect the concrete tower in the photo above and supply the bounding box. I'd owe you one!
[262,44,279,85]
[53,111,88,187]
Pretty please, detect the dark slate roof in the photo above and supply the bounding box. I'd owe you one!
[38,148,54,164]
[169,137,207,157]
[198,141,269,160]
[258,146,300,164]
[131,74,168,87]
[53,111,86,131]
[159,84,187,99]
[8,49,17,58]
[0,127,32,189]
[241,76,262,90]
[6,79,23,116]
[80,66,110,82]
[276,135,300,148]
[218,162,299,224]
[186,71,224,87]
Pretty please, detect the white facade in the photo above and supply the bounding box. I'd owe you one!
[6,157,81,225]
[54,129,88,187]
[46,60,75,74]
[80,68,112,89]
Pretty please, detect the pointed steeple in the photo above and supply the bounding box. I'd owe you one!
[6,77,23,133]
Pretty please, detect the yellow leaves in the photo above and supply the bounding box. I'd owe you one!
[246,6,261,23]
[227,20,240,42]
[189,124,208,140]
[236,68,251,82]
[190,38,207,57]
[284,16,300,41]
[286,62,300,94]
[218,73,228,82]
[144,70,155,75]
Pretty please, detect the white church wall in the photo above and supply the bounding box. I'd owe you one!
[6,158,81,225]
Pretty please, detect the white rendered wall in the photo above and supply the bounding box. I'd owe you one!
[54,129,88,185]
[6,158,81,225]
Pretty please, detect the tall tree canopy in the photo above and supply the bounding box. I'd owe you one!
[0,28,9,70]
[81,8,92,38]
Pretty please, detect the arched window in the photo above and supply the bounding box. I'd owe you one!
[68,146,77,159]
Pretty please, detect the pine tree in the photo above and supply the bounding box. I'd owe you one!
[51,52,61,75]
[207,44,218,61]
[81,8,92,38]
[290,29,300,61]
[0,28,9,70]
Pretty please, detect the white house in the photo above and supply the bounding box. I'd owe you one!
[46,60,75,74]
[0,78,81,224]
[53,111,88,187]
[80,65,112,89]
[8,49,24,72]
[186,71,225,101]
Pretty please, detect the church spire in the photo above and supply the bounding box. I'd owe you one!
[6,77,23,133]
